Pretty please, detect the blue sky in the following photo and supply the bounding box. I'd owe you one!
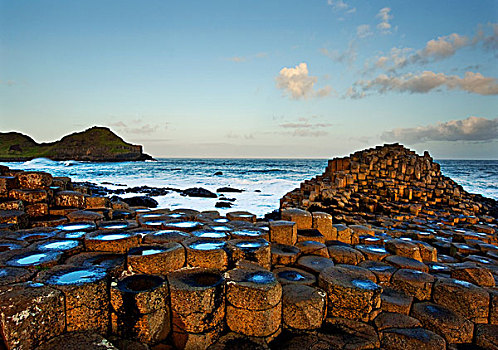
[1,0,497,158]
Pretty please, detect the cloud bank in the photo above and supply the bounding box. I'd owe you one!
[381,116,498,144]
[276,63,332,99]
[347,71,498,98]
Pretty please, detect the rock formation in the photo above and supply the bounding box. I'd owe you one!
[0,127,154,162]
[0,144,497,350]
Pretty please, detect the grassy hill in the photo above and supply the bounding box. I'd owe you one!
[0,127,154,161]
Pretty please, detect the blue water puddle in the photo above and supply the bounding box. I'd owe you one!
[189,241,225,250]
[246,271,275,284]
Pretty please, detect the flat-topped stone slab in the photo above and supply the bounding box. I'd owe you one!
[433,277,490,323]
[327,245,365,265]
[411,302,474,344]
[84,229,142,253]
[225,267,281,310]
[281,208,312,230]
[127,242,185,274]
[380,327,446,350]
[384,255,429,272]
[282,284,326,331]
[226,239,271,269]
[271,243,300,266]
[296,255,335,275]
[183,237,228,270]
[319,265,382,321]
[37,265,109,333]
[391,269,435,301]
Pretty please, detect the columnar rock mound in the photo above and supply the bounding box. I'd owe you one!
[0,127,154,162]
[281,143,497,224]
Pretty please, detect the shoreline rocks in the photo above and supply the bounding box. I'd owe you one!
[0,144,497,349]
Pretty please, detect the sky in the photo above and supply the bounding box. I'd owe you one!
[1,0,497,159]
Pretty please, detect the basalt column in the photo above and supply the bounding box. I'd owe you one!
[110,274,170,344]
[168,268,225,349]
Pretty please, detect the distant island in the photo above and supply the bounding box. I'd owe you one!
[0,126,155,162]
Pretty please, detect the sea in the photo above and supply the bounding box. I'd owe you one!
[1,158,497,218]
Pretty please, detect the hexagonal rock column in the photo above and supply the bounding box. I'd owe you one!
[54,190,86,208]
[16,171,52,189]
[271,243,300,266]
[327,245,365,265]
[183,238,228,270]
[282,284,326,331]
[380,328,446,350]
[295,241,329,257]
[1,248,63,270]
[226,239,271,269]
[296,255,335,275]
[355,244,390,261]
[226,211,256,223]
[37,265,109,334]
[380,287,414,315]
[65,252,126,278]
[450,264,495,287]
[384,255,429,272]
[297,229,326,244]
[318,266,382,322]
[84,230,142,253]
[281,208,312,230]
[385,239,423,262]
[268,220,297,246]
[127,243,185,274]
[410,302,474,344]
[391,269,435,301]
[432,277,490,323]
[0,282,64,350]
[311,212,334,241]
[110,274,170,344]
[225,268,282,339]
[333,224,359,245]
[168,268,225,349]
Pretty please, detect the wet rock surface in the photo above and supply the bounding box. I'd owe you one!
[0,144,497,349]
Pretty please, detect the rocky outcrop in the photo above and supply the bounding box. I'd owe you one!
[1,145,497,350]
[0,127,154,162]
[281,143,497,223]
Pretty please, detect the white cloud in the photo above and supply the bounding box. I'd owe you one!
[367,24,498,72]
[357,24,373,39]
[327,0,356,13]
[348,71,498,97]
[275,63,332,99]
[381,116,498,144]
[420,33,469,59]
[376,7,393,34]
